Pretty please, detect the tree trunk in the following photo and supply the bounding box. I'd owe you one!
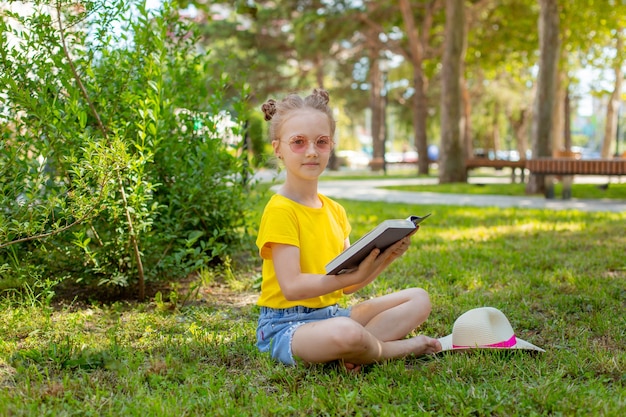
[315,51,325,89]
[439,0,466,183]
[511,108,530,159]
[527,0,560,195]
[399,0,432,175]
[413,63,430,174]
[460,3,471,163]
[564,87,572,151]
[602,31,623,158]
[492,101,501,154]
[369,53,385,172]
[551,69,566,154]
[462,76,473,160]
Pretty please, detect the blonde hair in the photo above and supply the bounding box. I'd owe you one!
[261,88,336,141]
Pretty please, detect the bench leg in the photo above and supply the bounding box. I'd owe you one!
[544,175,555,199]
[562,176,573,199]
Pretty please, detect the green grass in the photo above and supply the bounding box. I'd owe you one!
[1,196,625,415]
[385,181,626,199]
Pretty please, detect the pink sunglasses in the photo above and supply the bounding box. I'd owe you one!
[281,135,334,153]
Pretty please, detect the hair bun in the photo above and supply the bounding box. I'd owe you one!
[312,88,330,105]
[261,99,277,121]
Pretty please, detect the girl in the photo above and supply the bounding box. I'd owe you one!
[256,89,441,369]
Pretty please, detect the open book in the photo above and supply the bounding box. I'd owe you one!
[325,213,432,275]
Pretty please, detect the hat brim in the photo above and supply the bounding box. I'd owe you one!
[438,334,545,352]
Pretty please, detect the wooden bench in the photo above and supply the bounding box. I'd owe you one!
[465,158,527,183]
[526,158,626,199]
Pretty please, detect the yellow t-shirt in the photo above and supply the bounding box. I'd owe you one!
[256,193,351,309]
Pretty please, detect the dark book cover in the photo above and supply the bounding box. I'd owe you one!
[325,214,431,275]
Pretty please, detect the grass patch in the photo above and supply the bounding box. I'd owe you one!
[1,198,625,415]
[385,181,626,199]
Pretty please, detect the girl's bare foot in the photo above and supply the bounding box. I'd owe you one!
[411,335,442,356]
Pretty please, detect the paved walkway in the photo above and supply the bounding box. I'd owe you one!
[256,170,626,213]
[318,178,626,213]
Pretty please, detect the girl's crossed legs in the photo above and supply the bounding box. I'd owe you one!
[291,288,442,366]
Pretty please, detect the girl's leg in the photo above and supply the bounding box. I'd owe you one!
[350,287,432,341]
[291,315,440,365]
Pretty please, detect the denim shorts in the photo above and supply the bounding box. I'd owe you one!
[257,304,352,366]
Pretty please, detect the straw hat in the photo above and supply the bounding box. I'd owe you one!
[438,307,545,352]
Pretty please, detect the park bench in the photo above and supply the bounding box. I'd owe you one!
[465,158,527,183]
[526,158,626,199]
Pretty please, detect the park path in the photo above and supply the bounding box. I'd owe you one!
[317,178,626,213]
[256,170,626,213]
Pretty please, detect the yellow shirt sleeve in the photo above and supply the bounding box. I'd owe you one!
[256,194,351,309]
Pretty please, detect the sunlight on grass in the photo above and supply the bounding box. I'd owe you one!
[436,220,586,242]
[543,268,577,291]
[383,179,626,199]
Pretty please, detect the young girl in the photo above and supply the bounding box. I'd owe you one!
[256,89,441,369]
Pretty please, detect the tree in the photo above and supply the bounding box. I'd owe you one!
[601,28,624,158]
[462,0,539,160]
[184,0,370,169]
[557,0,626,158]
[175,0,623,172]
[527,0,560,195]
[398,0,442,175]
[438,0,466,183]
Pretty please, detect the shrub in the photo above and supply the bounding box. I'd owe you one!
[0,0,258,299]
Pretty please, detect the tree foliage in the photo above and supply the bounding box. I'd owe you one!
[178,0,624,176]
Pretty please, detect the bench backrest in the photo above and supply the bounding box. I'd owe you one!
[526,158,626,175]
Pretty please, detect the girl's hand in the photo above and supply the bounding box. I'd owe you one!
[342,229,417,293]
[385,234,412,259]
[375,226,417,263]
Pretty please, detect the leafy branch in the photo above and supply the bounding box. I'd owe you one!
[54,0,146,300]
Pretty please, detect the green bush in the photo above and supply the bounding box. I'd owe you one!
[0,1,258,299]
[247,111,275,168]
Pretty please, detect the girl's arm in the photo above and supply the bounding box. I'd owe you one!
[272,233,414,301]
[272,242,386,301]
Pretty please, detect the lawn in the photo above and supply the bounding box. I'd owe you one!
[1,190,625,416]
[385,181,626,199]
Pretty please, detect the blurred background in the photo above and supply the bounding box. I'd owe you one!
[166,0,625,172]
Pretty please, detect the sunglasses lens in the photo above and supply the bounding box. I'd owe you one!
[315,138,332,152]
[287,138,307,152]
